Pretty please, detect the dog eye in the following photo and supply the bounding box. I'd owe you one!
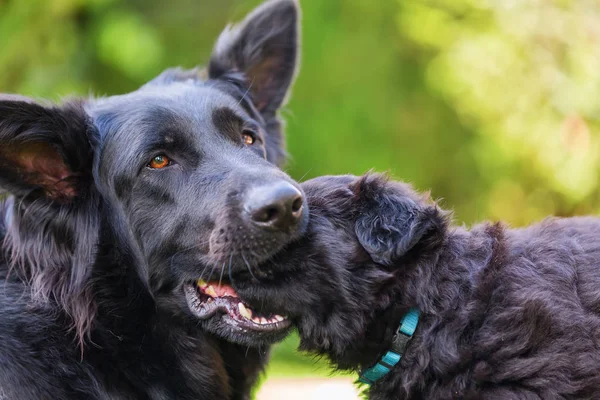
[242,130,256,146]
[148,155,171,169]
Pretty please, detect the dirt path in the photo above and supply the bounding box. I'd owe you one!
[256,377,360,400]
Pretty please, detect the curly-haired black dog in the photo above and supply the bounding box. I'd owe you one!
[0,1,304,399]
[232,173,600,399]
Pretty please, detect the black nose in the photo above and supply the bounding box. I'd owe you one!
[245,182,304,231]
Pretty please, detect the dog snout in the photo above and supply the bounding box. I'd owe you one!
[244,181,304,231]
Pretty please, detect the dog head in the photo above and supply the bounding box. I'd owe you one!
[0,0,303,347]
[232,174,448,363]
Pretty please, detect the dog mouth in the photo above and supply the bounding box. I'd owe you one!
[184,279,290,332]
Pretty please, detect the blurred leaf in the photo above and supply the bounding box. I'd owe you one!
[95,10,163,80]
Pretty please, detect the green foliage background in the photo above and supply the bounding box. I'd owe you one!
[2,0,600,381]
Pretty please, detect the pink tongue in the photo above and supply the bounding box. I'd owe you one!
[212,284,239,298]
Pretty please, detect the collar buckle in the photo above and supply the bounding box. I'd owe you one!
[358,308,420,386]
[390,330,412,354]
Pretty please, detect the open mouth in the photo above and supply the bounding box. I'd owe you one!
[184,279,290,332]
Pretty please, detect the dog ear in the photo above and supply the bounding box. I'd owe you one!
[353,174,445,266]
[208,0,300,118]
[0,97,99,345]
[0,97,94,201]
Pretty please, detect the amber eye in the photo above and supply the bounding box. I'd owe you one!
[148,155,170,169]
[242,131,256,145]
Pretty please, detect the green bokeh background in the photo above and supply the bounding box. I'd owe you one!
[2,0,600,386]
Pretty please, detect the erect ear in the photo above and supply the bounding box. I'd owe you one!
[208,0,300,118]
[353,174,446,266]
[0,97,94,202]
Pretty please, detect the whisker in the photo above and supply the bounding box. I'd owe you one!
[298,168,313,182]
[241,253,259,282]
[237,77,255,106]
[207,262,218,285]
[170,238,211,257]
[228,260,234,288]
[197,261,211,283]
[218,259,227,288]
[167,239,211,272]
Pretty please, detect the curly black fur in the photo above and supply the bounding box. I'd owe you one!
[232,173,600,399]
[0,1,302,399]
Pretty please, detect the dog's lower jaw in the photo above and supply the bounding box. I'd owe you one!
[183,281,292,347]
[198,312,292,347]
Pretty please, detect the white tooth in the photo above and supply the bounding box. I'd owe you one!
[252,316,261,324]
[275,315,285,322]
[207,297,214,303]
[197,279,207,288]
[238,303,252,320]
[260,317,268,325]
[205,286,217,297]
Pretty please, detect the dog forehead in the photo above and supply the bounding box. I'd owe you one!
[89,83,249,144]
[91,83,245,124]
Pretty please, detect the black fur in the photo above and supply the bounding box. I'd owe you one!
[232,173,600,399]
[0,1,302,399]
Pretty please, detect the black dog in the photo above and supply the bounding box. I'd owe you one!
[0,1,304,399]
[232,174,600,399]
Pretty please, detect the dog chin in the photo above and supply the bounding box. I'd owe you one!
[183,281,291,346]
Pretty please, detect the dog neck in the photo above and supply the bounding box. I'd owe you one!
[360,222,507,394]
[358,307,420,385]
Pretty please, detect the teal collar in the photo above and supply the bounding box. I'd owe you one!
[359,308,420,385]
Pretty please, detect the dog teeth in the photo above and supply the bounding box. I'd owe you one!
[197,279,207,288]
[238,303,252,320]
[244,311,286,325]
[205,286,217,297]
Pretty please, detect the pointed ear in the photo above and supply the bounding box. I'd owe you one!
[353,174,446,266]
[208,0,300,118]
[0,98,94,202]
